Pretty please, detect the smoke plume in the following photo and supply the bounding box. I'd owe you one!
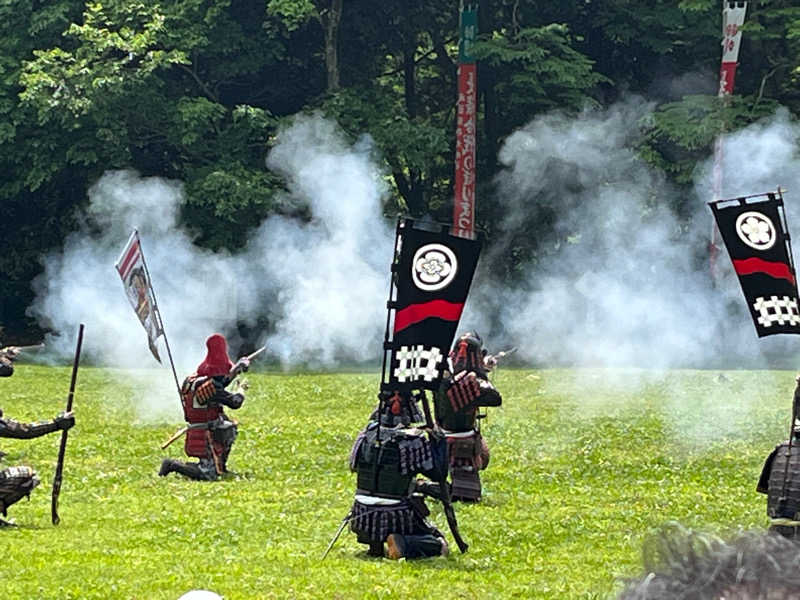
[27,102,800,420]
[464,102,800,370]
[29,114,392,417]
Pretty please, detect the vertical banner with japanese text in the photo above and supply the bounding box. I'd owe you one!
[453,3,478,240]
[711,2,747,276]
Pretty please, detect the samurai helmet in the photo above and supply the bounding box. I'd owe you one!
[375,389,424,427]
[450,331,486,375]
[197,334,234,377]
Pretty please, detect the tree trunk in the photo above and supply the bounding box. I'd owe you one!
[479,1,498,166]
[400,17,425,215]
[318,0,342,92]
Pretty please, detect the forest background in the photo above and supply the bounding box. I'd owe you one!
[2,0,800,363]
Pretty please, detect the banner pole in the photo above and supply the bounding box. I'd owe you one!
[711,1,748,278]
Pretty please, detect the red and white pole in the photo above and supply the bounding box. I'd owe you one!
[711,1,747,275]
[453,3,478,239]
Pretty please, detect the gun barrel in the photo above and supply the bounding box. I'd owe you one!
[17,344,45,351]
[2,343,45,353]
[246,345,267,361]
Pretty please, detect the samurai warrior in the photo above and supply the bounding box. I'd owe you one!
[159,334,248,481]
[757,376,800,539]
[0,346,18,377]
[347,391,450,559]
[434,331,502,502]
[0,408,74,525]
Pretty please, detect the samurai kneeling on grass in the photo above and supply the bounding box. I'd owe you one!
[348,392,449,559]
[434,331,502,502]
[0,408,74,525]
[159,334,248,481]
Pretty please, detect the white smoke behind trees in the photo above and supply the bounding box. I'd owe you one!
[28,101,800,412]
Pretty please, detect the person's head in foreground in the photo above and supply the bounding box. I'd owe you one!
[618,525,800,599]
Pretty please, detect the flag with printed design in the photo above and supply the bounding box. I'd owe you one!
[115,230,164,361]
[381,219,482,392]
[709,190,800,337]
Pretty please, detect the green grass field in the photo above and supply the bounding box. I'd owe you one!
[0,365,791,599]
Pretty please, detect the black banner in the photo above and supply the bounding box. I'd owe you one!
[710,190,800,337]
[381,219,482,392]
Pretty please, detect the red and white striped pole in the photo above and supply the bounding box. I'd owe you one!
[711,1,747,276]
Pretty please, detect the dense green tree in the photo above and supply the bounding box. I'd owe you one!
[3,0,800,335]
[640,1,800,189]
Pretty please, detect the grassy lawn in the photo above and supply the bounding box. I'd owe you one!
[0,365,790,599]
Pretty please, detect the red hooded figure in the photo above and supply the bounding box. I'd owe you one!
[196,333,233,377]
[160,333,245,481]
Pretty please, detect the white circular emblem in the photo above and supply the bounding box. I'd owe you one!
[412,244,458,291]
[735,211,776,250]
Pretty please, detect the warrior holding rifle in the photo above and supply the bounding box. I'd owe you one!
[329,218,481,560]
[0,343,44,377]
[159,333,260,481]
[0,335,73,525]
[434,331,504,502]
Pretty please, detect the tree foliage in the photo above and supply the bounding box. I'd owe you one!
[2,0,800,335]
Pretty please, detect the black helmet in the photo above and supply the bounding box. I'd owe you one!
[450,331,486,375]
[374,390,424,427]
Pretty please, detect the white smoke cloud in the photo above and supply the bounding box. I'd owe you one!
[28,101,800,423]
[246,115,392,365]
[29,114,392,418]
[465,101,800,369]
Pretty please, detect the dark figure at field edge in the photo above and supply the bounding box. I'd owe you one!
[0,407,74,525]
[0,346,19,377]
[159,334,248,481]
[617,526,800,599]
[757,375,800,540]
[348,391,449,559]
[433,331,502,502]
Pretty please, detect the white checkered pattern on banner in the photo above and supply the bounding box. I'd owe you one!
[393,345,443,382]
[754,295,800,328]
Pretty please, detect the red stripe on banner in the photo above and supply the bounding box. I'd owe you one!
[719,62,738,95]
[394,300,465,333]
[733,257,796,285]
[116,240,141,280]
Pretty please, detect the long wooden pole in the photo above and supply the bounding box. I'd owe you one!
[711,2,747,277]
[51,323,85,525]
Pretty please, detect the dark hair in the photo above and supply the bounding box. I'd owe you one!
[618,525,800,599]
[128,266,146,287]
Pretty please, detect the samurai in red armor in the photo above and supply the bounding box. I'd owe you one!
[434,332,502,502]
[159,334,248,481]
